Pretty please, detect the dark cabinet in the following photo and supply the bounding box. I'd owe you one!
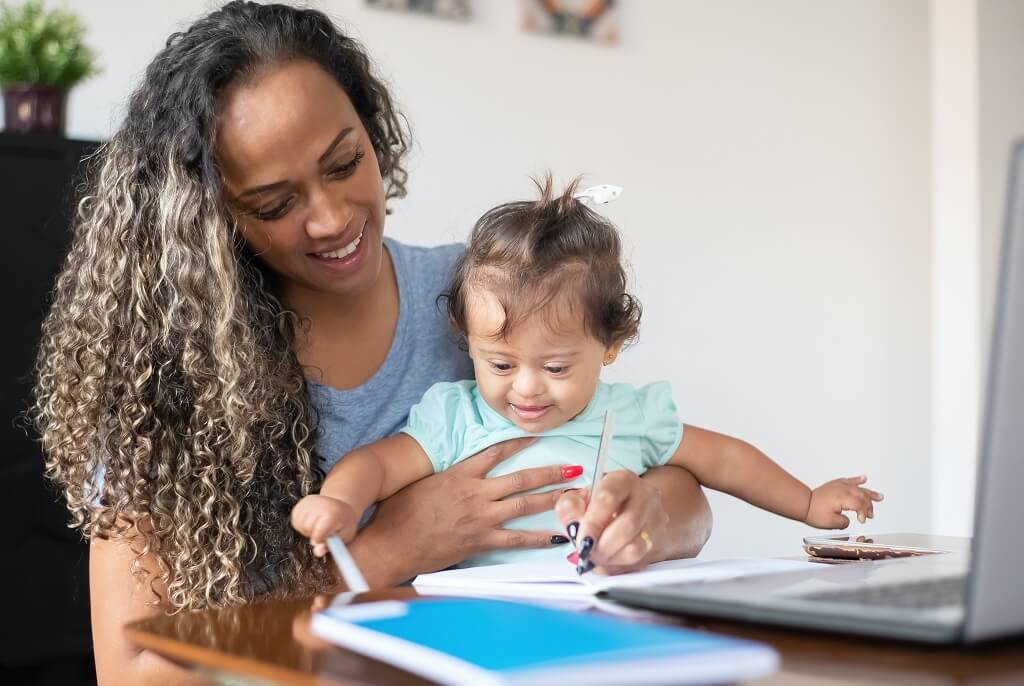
[1,132,100,684]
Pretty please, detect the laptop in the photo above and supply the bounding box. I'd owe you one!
[605,142,1024,644]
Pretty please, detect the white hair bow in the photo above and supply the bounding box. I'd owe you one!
[573,184,623,208]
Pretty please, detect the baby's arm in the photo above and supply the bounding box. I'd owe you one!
[291,433,433,552]
[668,426,882,528]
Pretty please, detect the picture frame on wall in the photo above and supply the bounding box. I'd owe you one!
[366,0,472,21]
[522,0,619,45]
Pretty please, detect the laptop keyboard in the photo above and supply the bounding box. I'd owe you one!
[802,576,965,609]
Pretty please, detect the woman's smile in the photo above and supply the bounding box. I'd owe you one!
[308,226,368,275]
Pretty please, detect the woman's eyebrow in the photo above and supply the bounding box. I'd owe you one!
[237,179,287,200]
[318,127,355,164]
[236,127,355,199]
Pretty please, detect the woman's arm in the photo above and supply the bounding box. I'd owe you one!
[348,437,579,588]
[90,534,210,686]
[640,464,713,560]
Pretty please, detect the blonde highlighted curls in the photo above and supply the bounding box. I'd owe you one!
[29,1,411,612]
[31,133,332,611]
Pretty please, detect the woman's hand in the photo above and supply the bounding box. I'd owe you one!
[347,437,578,588]
[554,469,673,575]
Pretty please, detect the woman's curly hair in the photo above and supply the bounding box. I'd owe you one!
[29,1,410,612]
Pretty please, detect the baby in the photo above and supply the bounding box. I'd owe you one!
[292,177,883,572]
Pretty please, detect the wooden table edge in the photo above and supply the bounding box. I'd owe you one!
[124,624,341,686]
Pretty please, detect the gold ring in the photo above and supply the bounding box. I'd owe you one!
[639,530,654,554]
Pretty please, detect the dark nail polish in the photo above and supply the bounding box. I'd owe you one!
[550,534,570,545]
[566,521,579,542]
[576,560,595,575]
[578,536,594,562]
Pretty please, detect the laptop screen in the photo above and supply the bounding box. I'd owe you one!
[966,141,1024,640]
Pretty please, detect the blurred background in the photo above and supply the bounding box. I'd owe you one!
[2,0,1022,683]
[60,0,1018,555]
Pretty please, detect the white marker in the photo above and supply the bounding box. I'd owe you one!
[325,535,369,594]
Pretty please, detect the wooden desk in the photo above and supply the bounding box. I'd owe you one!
[126,588,1024,686]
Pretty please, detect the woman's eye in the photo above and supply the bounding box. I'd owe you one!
[254,196,295,221]
[545,366,568,375]
[248,149,366,221]
[327,149,365,179]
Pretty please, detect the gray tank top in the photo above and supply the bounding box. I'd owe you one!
[307,238,474,469]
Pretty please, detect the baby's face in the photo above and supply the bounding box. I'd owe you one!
[465,288,615,433]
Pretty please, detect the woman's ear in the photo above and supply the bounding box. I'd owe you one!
[602,339,626,366]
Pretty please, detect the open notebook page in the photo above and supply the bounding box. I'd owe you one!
[412,557,817,599]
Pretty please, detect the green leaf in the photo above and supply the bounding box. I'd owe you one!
[0,0,98,87]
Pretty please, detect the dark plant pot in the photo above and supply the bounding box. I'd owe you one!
[3,84,67,135]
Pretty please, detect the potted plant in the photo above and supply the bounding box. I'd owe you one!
[0,0,98,135]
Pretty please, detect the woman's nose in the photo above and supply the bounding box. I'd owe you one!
[305,186,354,239]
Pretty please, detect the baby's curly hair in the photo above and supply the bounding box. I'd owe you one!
[445,175,641,347]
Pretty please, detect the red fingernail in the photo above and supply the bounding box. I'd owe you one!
[561,465,583,479]
[566,552,580,565]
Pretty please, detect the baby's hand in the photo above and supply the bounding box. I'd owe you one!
[805,476,884,529]
[290,494,360,557]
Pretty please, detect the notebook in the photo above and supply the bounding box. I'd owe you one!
[311,596,778,686]
[412,557,817,600]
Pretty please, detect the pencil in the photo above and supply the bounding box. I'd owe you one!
[577,409,616,574]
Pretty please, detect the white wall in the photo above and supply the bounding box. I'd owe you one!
[927,0,1024,538]
[930,0,981,538]
[57,0,938,559]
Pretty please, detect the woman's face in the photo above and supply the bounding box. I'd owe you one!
[217,59,387,300]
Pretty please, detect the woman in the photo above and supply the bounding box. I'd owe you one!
[31,2,711,684]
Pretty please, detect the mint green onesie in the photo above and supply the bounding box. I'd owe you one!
[401,379,684,567]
